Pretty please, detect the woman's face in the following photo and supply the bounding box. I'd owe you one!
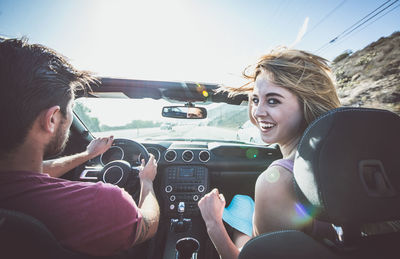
[251,70,303,146]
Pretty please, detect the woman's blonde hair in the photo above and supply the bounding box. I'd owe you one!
[224,47,341,127]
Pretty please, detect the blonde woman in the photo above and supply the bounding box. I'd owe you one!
[198,47,341,259]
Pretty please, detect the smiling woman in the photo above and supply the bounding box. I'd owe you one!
[251,71,305,146]
[197,47,342,259]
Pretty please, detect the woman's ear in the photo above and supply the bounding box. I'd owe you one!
[41,106,61,133]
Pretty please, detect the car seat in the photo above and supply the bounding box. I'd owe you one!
[239,107,400,258]
[0,208,149,259]
[0,208,91,259]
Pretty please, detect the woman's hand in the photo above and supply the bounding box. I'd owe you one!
[198,188,226,227]
[198,189,241,259]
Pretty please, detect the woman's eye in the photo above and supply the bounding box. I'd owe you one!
[252,97,259,104]
[267,98,280,105]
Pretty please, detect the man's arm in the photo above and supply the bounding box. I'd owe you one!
[133,155,160,244]
[43,136,113,177]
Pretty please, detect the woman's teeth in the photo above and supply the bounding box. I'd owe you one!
[259,122,275,130]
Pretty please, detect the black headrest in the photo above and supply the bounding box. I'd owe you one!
[0,209,136,258]
[0,209,79,258]
[294,107,400,226]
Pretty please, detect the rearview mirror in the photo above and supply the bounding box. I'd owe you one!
[162,106,207,119]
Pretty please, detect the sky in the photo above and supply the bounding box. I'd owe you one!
[1,0,399,87]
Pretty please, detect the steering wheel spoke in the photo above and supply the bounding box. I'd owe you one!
[131,165,142,174]
[97,138,150,204]
[79,167,102,180]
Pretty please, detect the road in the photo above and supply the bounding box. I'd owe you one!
[94,125,238,141]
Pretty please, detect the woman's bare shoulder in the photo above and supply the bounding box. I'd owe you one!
[257,164,293,186]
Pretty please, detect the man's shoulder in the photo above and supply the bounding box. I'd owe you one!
[87,181,124,195]
[92,182,137,208]
[60,181,131,206]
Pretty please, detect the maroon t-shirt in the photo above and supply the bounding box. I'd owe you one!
[0,170,142,256]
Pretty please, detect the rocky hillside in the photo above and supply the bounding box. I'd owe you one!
[331,31,400,114]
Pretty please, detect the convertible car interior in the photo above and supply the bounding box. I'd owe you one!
[1,77,399,259]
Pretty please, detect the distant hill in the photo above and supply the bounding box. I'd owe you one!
[331,31,400,114]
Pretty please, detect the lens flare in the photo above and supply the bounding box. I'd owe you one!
[195,83,209,98]
[293,202,313,225]
[245,148,258,159]
[266,169,280,183]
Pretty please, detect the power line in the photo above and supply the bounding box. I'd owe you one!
[315,0,398,53]
[325,2,400,51]
[320,0,399,54]
[336,0,398,42]
[271,0,290,22]
[331,0,392,43]
[303,0,347,39]
[365,2,400,29]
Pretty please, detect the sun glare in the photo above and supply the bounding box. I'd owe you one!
[78,98,170,126]
[68,0,247,85]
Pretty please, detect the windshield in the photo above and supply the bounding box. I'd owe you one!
[74,97,264,144]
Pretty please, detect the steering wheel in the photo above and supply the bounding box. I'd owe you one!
[98,139,150,204]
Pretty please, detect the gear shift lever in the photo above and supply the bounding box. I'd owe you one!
[171,202,191,233]
[178,202,185,215]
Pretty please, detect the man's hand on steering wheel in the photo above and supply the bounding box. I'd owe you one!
[139,154,157,184]
[86,136,114,159]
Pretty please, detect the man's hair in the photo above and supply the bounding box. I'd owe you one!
[0,38,96,155]
[221,47,341,128]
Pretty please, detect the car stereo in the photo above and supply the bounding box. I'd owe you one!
[162,165,208,217]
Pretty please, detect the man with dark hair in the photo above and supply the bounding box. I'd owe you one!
[0,38,160,256]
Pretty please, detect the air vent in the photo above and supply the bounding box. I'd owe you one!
[164,150,177,162]
[199,150,210,162]
[182,150,194,162]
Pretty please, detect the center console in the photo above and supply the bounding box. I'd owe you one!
[162,165,208,217]
[161,165,210,259]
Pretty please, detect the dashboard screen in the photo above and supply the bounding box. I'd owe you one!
[179,168,195,178]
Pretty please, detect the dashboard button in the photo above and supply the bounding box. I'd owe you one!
[198,185,205,192]
[165,185,173,193]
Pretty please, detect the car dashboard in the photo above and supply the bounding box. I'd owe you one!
[75,138,282,219]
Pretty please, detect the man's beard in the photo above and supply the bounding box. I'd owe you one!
[43,123,70,160]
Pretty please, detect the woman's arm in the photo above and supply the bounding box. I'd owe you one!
[252,165,311,236]
[198,189,240,259]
